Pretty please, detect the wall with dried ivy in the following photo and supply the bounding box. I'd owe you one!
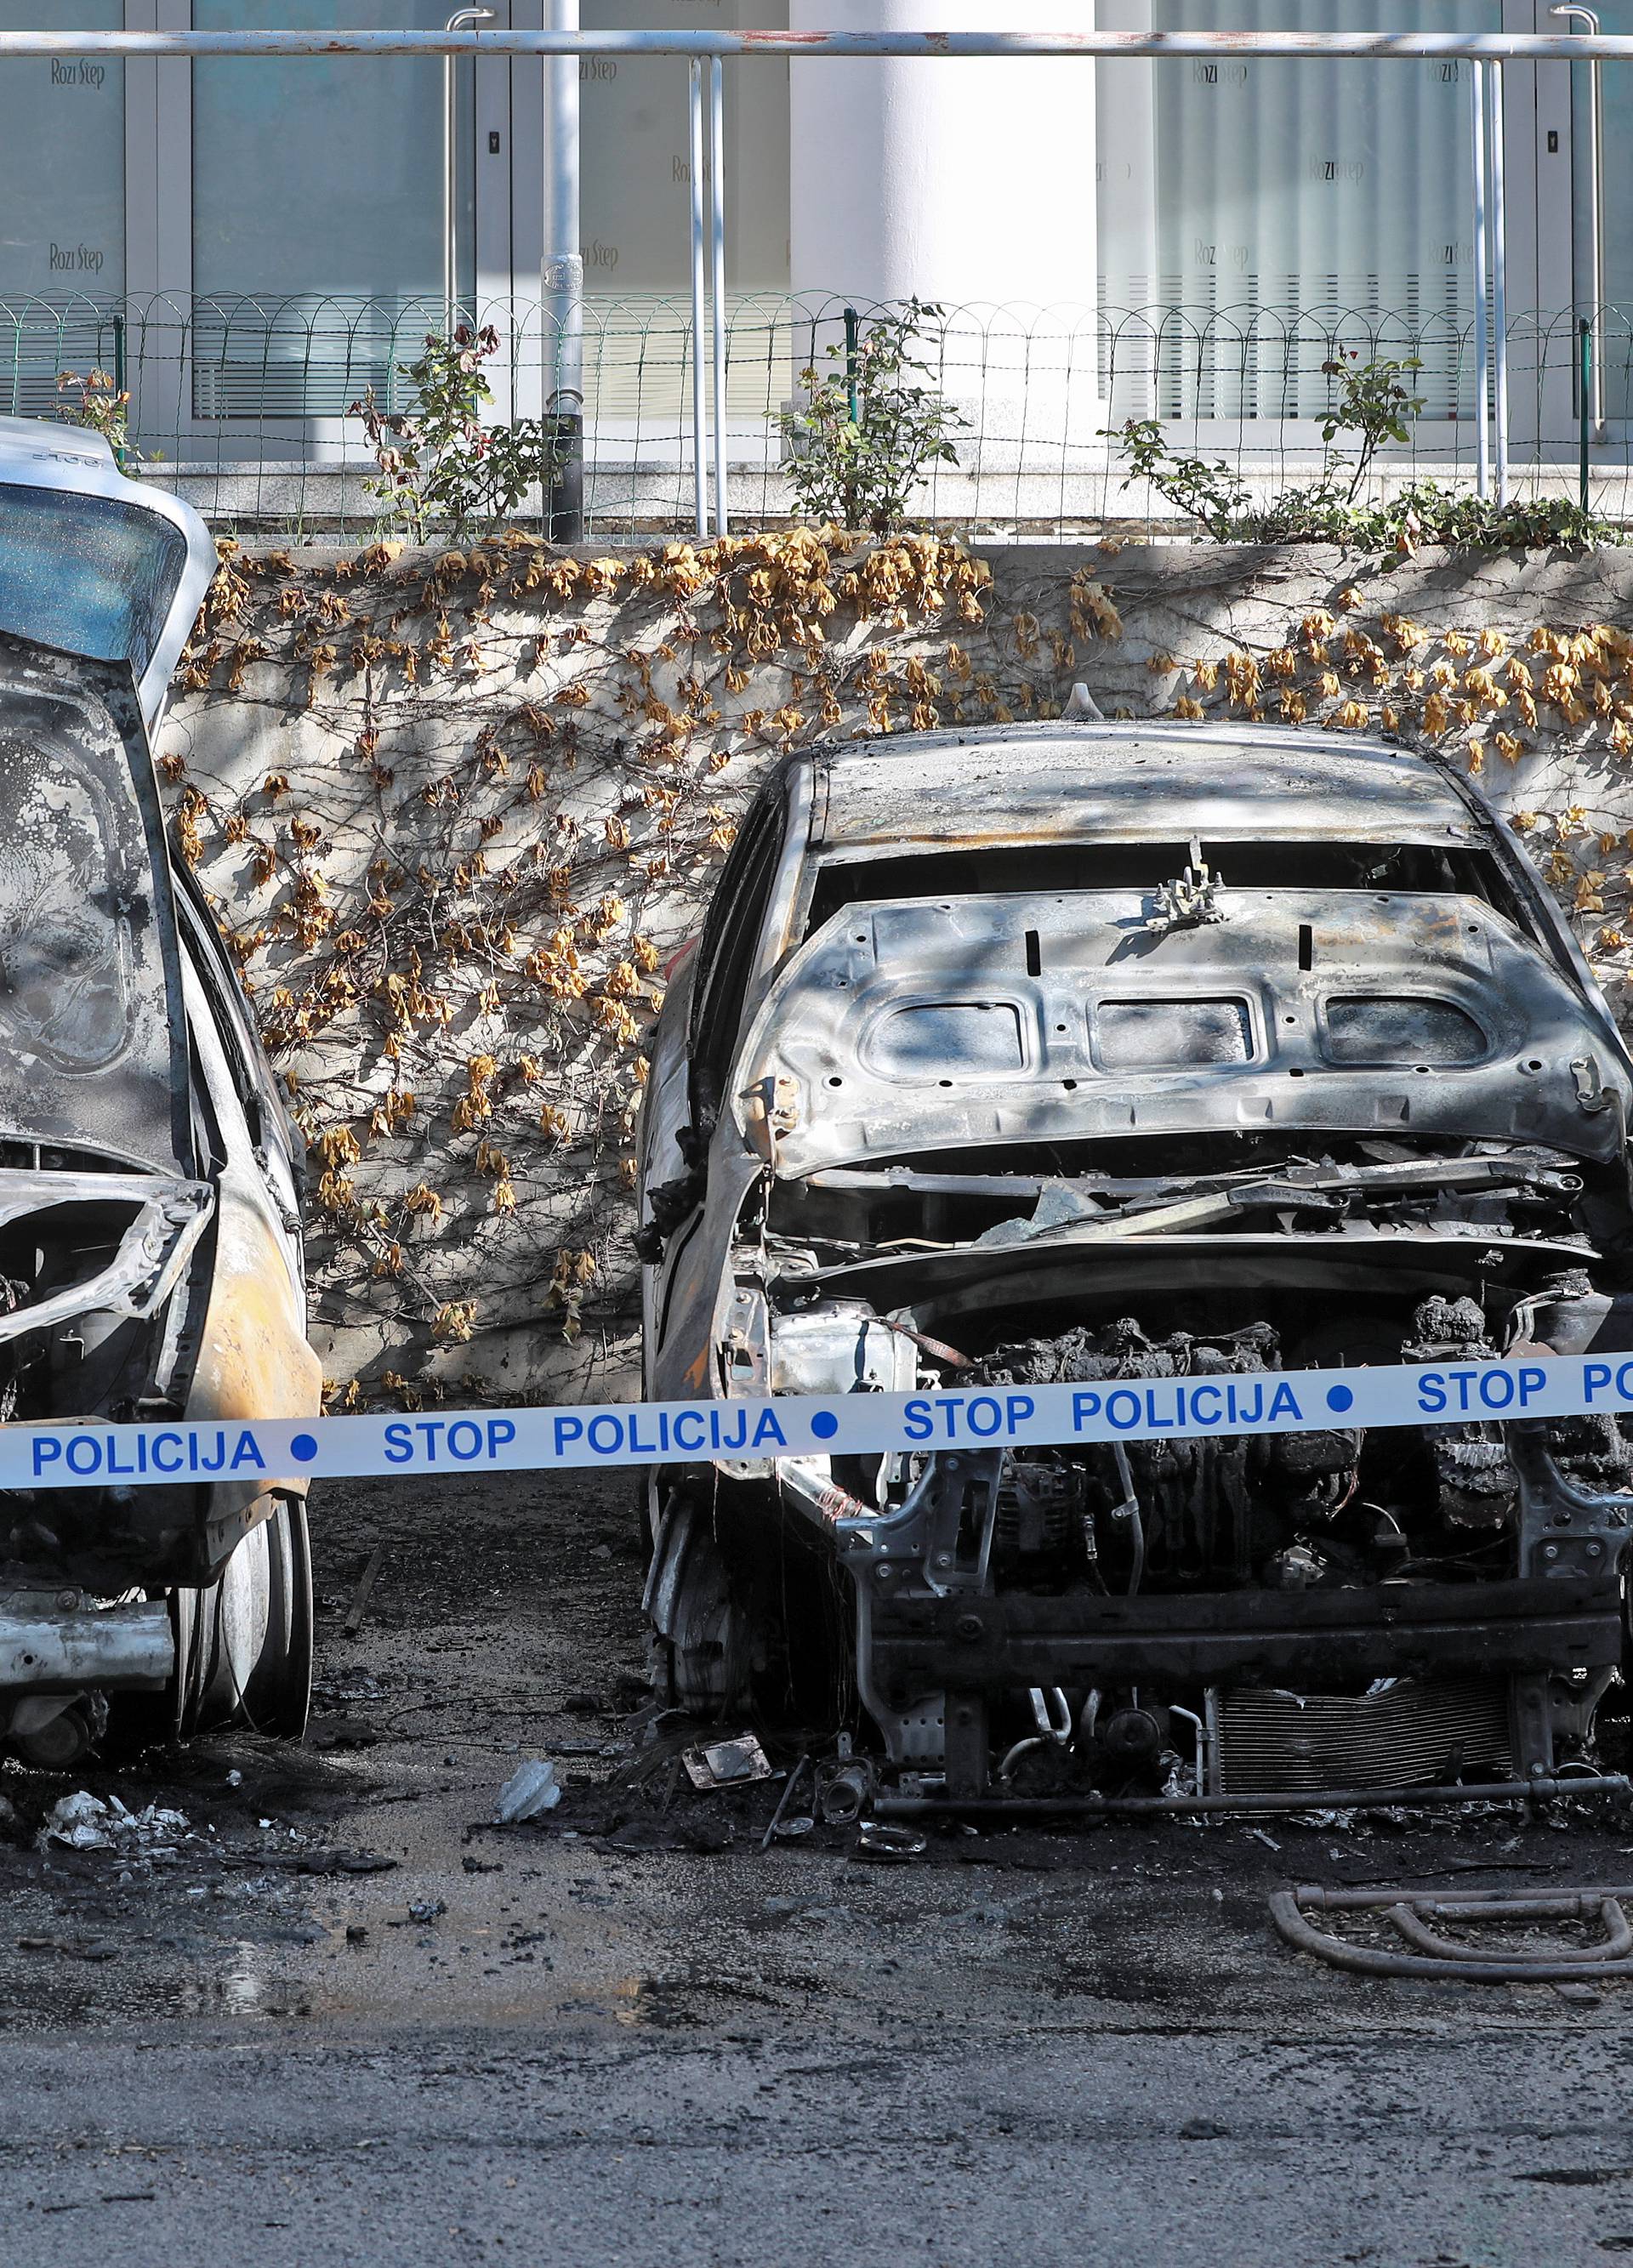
[156,532,1633,1407]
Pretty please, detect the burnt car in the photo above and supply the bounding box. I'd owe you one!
[638,715,1633,1805]
[0,418,319,1767]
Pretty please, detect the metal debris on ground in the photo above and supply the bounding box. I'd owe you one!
[1272,1881,1633,1982]
[853,1822,928,1864]
[37,1792,191,1855]
[815,1746,876,1827]
[493,1759,562,1822]
[759,1754,814,1850]
[683,1734,774,1791]
[343,1543,387,1637]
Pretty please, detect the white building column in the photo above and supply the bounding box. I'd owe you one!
[787,3,1100,513]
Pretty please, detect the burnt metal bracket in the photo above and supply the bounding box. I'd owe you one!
[943,1692,989,1800]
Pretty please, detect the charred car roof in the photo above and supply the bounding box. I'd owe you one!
[812,725,1484,851]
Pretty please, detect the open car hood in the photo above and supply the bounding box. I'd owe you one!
[739,886,1633,1174]
[0,635,188,1176]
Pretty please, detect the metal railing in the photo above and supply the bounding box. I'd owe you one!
[11,290,1633,542]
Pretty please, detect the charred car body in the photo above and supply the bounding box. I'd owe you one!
[0,420,318,1766]
[640,721,1633,1805]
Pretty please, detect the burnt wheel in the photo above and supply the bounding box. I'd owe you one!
[178,1492,314,1738]
[646,1491,851,1725]
[240,1492,314,1738]
[647,1498,754,1714]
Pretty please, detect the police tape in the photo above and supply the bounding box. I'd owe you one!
[13,1349,1633,1489]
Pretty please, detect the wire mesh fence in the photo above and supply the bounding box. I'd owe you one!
[5,289,1632,539]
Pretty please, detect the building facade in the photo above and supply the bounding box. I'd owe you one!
[0,3,1619,464]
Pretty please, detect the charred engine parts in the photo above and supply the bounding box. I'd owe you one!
[1146,835,1227,933]
[9,1691,108,1770]
[964,1318,1364,1591]
[837,1292,1633,1804]
[814,1742,876,1827]
[1402,1295,1520,1526]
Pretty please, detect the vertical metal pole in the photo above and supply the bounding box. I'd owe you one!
[1580,315,1594,509]
[1471,60,1490,502]
[844,304,860,422]
[708,55,728,537]
[444,40,456,326]
[689,58,708,541]
[1550,6,1605,434]
[544,0,583,542]
[1489,62,1510,509]
[445,9,494,329]
[1590,40,1605,432]
[111,310,128,471]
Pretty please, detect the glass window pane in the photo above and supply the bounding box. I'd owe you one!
[1098,0,1501,420]
[578,3,789,429]
[193,0,456,304]
[192,1,470,420]
[1572,4,1633,418]
[0,1,124,301]
[580,0,789,293]
[0,485,187,684]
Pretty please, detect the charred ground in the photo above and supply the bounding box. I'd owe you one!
[0,1472,1625,2263]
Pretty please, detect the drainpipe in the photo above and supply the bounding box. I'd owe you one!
[543,0,584,540]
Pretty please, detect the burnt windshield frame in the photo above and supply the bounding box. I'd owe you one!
[803,838,1518,936]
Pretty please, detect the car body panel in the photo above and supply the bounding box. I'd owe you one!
[814,727,1484,853]
[740,883,1632,1174]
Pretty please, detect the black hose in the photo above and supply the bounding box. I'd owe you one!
[1111,1441,1144,1595]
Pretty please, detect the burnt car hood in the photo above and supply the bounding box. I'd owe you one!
[0,634,187,1176]
[738,884,1633,1174]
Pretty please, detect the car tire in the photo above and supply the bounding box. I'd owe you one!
[176,1492,314,1738]
[646,1496,753,1715]
[241,1492,314,1739]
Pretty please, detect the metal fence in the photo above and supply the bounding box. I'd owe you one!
[9,289,1633,542]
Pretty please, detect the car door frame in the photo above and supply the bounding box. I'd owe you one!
[644,759,815,1395]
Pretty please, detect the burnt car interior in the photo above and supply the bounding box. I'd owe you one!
[642,732,1633,1814]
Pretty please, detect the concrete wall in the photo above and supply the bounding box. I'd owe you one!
[159,533,1633,1402]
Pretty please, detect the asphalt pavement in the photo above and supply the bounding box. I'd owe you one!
[0,1467,1629,2268]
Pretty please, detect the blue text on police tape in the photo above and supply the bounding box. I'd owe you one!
[33,1426,270,1480]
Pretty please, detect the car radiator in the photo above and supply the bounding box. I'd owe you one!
[1210,1677,1513,1796]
